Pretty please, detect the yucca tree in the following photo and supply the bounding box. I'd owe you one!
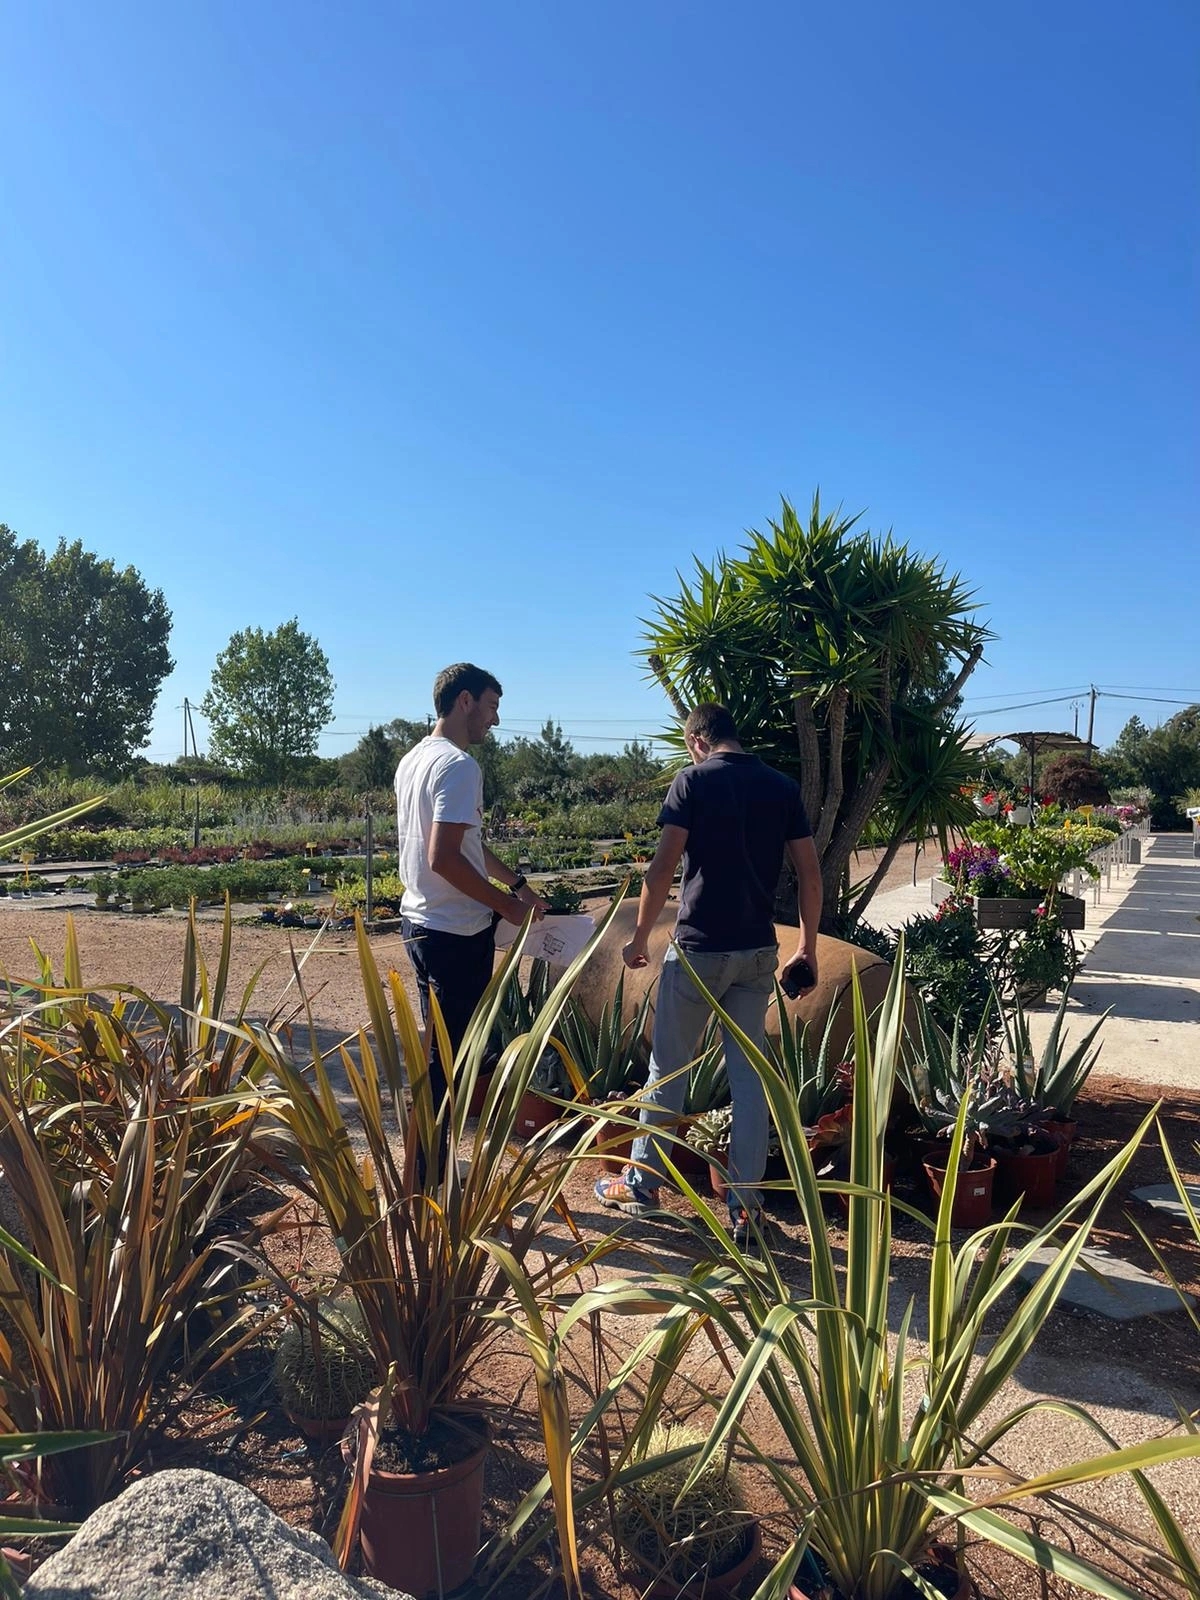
[643,494,992,928]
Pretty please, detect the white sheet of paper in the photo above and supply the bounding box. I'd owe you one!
[494,913,595,967]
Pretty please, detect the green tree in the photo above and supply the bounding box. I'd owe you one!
[1102,708,1200,827]
[502,719,578,806]
[643,494,991,929]
[201,619,334,784]
[0,528,173,772]
[341,725,399,791]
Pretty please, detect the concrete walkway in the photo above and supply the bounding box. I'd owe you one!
[861,832,1199,1091]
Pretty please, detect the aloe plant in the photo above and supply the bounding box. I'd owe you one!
[1004,988,1110,1117]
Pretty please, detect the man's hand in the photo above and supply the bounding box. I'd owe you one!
[622,937,649,970]
[780,950,819,996]
[514,883,549,922]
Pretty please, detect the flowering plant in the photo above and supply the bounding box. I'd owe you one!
[942,842,1017,899]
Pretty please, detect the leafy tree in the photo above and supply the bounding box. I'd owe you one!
[1102,708,1200,827]
[1040,753,1110,808]
[341,725,399,791]
[643,494,991,929]
[502,719,577,806]
[201,619,334,784]
[0,527,173,772]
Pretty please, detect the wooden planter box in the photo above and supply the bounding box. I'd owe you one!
[931,880,1085,931]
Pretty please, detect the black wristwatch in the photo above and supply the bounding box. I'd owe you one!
[510,873,528,895]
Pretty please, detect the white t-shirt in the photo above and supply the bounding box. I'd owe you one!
[394,736,491,935]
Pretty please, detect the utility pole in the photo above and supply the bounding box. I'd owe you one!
[1071,701,1080,738]
[1085,685,1097,760]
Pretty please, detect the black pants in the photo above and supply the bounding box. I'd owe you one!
[401,917,496,1112]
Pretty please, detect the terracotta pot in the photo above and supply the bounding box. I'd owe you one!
[922,1157,996,1229]
[592,1116,635,1173]
[833,1154,897,1217]
[672,1126,710,1177]
[515,1088,560,1138]
[994,1142,1059,1209]
[708,1162,730,1202]
[345,1426,489,1598]
[284,1407,350,1444]
[1047,1118,1078,1179]
[640,1518,761,1598]
[466,1071,492,1119]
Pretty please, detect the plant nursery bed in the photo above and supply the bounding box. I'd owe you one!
[931,879,1087,930]
[2,901,1197,1600]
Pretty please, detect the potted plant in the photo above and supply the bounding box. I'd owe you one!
[901,994,1026,1227]
[273,1297,376,1442]
[557,970,653,1170]
[1004,990,1109,1176]
[579,943,1194,1600]
[85,870,115,909]
[263,908,621,1597]
[1004,907,1081,1004]
[610,1424,760,1597]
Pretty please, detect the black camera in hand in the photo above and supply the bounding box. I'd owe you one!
[780,959,815,1000]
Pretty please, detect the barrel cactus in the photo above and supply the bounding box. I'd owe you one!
[611,1424,753,1587]
[273,1298,376,1423]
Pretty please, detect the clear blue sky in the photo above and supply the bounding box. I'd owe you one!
[3,1,1197,763]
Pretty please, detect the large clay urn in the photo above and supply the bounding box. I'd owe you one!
[568,900,895,1063]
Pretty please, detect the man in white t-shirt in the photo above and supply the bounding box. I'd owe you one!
[396,663,549,1118]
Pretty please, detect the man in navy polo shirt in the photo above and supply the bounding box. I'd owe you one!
[595,701,822,1246]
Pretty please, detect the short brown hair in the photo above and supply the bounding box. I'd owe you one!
[433,663,503,716]
[684,702,738,744]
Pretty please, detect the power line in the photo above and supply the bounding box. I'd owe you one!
[1097,691,1198,708]
[966,694,1079,718]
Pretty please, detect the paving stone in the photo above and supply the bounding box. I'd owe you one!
[1016,1245,1196,1320]
[1133,1182,1200,1222]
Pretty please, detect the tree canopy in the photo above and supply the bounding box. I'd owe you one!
[643,494,992,927]
[0,527,173,773]
[201,619,335,784]
[1101,709,1200,827]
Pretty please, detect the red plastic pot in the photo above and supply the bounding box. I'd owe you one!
[466,1071,492,1120]
[1047,1118,1078,1179]
[344,1425,489,1599]
[709,1162,730,1203]
[923,1156,996,1229]
[994,1142,1059,1209]
[284,1407,350,1444]
[515,1088,561,1138]
[592,1116,635,1173]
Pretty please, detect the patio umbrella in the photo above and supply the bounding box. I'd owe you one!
[972,731,1089,820]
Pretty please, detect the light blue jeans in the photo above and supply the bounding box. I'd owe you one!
[630,944,777,1213]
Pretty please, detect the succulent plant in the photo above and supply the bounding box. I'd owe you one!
[273,1298,377,1423]
[611,1424,754,1587]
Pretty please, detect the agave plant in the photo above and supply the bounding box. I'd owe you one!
[557,968,653,1103]
[766,984,850,1127]
[561,941,1200,1600]
[1003,987,1110,1118]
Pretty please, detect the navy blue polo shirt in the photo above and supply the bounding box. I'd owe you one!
[658,752,811,952]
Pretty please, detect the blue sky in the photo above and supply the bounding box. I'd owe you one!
[3,1,1197,763]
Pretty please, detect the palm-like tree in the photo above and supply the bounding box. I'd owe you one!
[643,494,991,929]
